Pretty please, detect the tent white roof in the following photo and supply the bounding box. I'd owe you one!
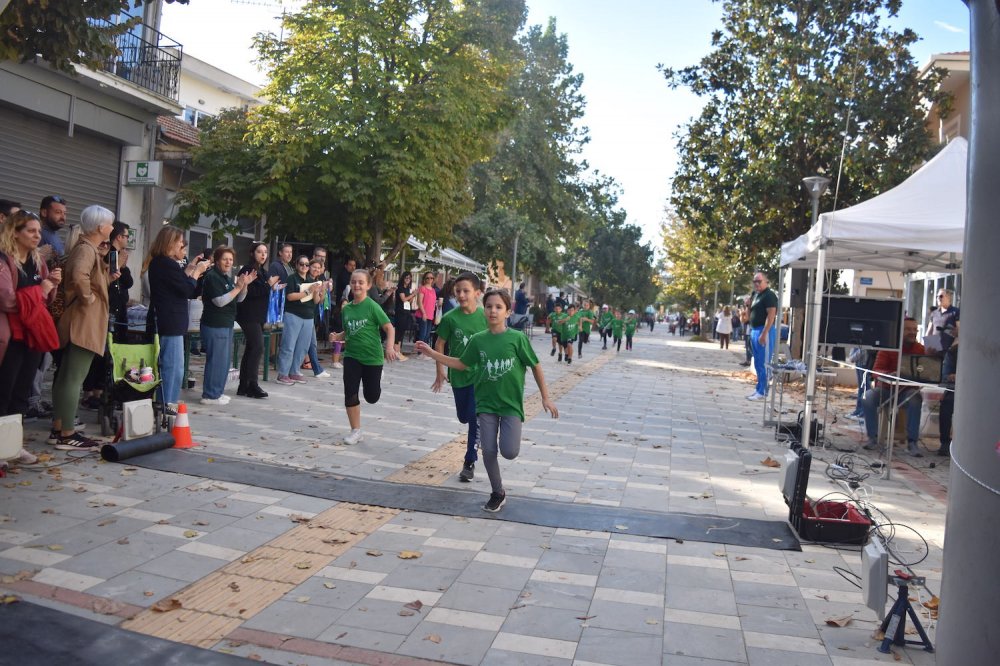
[780,137,967,272]
[406,236,485,273]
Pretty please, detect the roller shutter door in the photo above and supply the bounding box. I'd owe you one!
[0,105,121,222]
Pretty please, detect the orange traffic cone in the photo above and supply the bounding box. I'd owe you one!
[171,402,196,449]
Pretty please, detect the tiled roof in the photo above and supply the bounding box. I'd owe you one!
[157,115,200,147]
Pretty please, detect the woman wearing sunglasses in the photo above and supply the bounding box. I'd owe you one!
[276,256,324,385]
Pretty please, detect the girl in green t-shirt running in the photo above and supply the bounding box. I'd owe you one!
[416,289,558,513]
[328,269,398,445]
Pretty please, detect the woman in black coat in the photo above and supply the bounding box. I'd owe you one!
[236,242,280,398]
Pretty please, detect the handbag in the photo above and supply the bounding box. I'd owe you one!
[267,287,285,324]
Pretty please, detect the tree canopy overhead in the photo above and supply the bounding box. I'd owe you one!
[661,0,948,270]
[178,0,526,263]
[0,0,188,74]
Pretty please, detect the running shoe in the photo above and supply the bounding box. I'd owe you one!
[54,432,100,451]
[483,491,506,513]
[746,392,765,401]
[16,449,38,464]
[275,375,295,386]
[459,462,475,482]
[332,362,344,369]
[314,371,332,378]
[289,374,307,383]
[550,349,556,356]
[344,429,363,445]
[46,423,86,444]
[200,396,230,405]
[557,354,562,362]
[566,357,572,365]
[906,440,924,458]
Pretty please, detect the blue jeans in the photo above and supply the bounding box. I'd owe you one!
[749,325,777,396]
[307,327,325,375]
[277,313,313,377]
[158,335,184,405]
[863,386,922,443]
[417,317,433,345]
[201,325,233,399]
[453,384,478,464]
[854,367,867,414]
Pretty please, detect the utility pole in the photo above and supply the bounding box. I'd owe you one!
[937,1,1000,662]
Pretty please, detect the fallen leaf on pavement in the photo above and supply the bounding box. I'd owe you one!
[116,537,130,545]
[404,600,424,611]
[92,598,126,615]
[825,615,853,627]
[576,615,596,620]
[294,562,312,569]
[760,456,781,468]
[151,598,182,612]
[182,530,198,538]
[366,549,383,557]
[425,634,441,644]
[713,551,726,557]
[296,596,310,603]
[290,514,311,524]
[398,551,422,559]
[323,582,337,589]
[399,609,415,616]
[2,595,20,605]
[734,556,749,561]
[922,595,940,610]
[229,582,240,592]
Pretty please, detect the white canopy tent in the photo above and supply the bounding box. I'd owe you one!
[777,137,967,466]
[780,137,967,272]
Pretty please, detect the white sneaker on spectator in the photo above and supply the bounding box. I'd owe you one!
[332,362,344,369]
[16,449,38,464]
[746,392,765,401]
[200,396,229,405]
[344,429,363,445]
[314,371,331,378]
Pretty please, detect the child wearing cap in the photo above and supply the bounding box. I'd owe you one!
[610,309,624,352]
[548,303,567,361]
[598,305,614,350]
[625,310,638,351]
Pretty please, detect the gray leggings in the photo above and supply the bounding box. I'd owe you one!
[477,413,522,494]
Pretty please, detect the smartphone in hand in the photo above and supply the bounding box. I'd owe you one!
[108,249,118,273]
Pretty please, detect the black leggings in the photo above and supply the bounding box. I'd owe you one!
[237,319,264,389]
[578,330,589,355]
[0,341,42,416]
[343,357,383,407]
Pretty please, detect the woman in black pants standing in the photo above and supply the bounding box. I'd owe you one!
[236,242,280,399]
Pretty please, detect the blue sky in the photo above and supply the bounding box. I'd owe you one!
[161,1,972,247]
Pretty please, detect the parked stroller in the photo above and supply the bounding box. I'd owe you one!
[98,332,166,438]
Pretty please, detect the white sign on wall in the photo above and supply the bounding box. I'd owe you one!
[125,160,163,186]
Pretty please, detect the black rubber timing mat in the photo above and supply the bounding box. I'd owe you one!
[0,600,254,665]
[127,449,800,551]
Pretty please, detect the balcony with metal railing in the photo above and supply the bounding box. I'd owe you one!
[90,17,183,101]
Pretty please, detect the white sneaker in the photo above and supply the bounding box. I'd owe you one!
[343,429,363,445]
[314,371,332,378]
[332,362,344,370]
[200,396,229,405]
[16,449,38,464]
[746,392,765,401]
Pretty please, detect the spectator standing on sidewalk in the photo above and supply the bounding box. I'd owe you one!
[938,321,958,457]
[51,205,114,450]
[393,272,415,360]
[925,288,959,352]
[236,242,280,399]
[276,256,324,385]
[716,305,733,349]
[269,244,294,283]
[200,246,251,405]
[746,273,777,401]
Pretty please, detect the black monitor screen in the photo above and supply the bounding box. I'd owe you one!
[818,296,903,350]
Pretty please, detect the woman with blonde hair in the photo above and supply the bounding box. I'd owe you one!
[0,211,61,463]
[50,205,115,450]
[144,225,210,411]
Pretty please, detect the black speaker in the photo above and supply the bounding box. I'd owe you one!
[819,296,903,350]
[789,269,807,308]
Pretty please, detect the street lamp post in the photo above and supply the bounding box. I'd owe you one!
[800,175,831,449]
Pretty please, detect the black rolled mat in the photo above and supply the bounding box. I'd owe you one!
[128,449,800,551]
[0,600,253,665]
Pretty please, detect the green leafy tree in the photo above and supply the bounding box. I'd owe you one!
[255,0,525,263]
[458,18,592,282]
[0,0,187,74]
[661,0,949,270]
[661,208,747,310]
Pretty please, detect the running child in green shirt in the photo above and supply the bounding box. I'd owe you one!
[416,289,558,513]
[562,303,580,365]
[432,272,488,482]
[548,303,568,361]
[598,305,614,350]
[577,300,597,358]
[328,269,398,445]
[610,309,625,352]
[625,309,638,351]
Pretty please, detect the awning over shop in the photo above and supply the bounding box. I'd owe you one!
[406,236,485,273]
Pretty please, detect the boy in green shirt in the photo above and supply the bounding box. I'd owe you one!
[610,309,625,352]
[577,300,597,358]
[548,303,567,361]
[625,309,638,351]
[598,304,614,350]
[562,303,580,365]
[433,272,487,481]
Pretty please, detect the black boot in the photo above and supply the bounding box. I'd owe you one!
[237,383,251,397]
[250,384,269,399]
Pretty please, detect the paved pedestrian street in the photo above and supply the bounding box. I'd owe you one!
[1,328,946,665]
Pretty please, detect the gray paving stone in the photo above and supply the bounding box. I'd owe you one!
[663,621,748,662]
[598,565,666,594]
[436,581,522,616]
[56,545,149,579]
[575,627,662,666]
[657,656,749,665]
[665,584,738,615]
[518,580,593,612]
[21,516,149,556]
[585,598,664,635]
[535,549,603,575]
[456,560,534,590]
[86,570,189,606]
[194,524,276,552]
[411,545,478,570]
[479,649,572,666]
[500,604,586,642]
[242,599,341,639]
[732,581,807,611]
[397,622,495,666]
[601,547,666,572]
[330,547,405,574]
[336,597,426,635]
[667,564,734,591]
[737,603,821,638]
[746,647,832,665]
[135,549,227,582]
[284,577,373,610]
[378,562,462,592]
[195,498,273,518]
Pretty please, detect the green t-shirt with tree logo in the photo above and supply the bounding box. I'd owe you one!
[459,328,539,421]
[580,309,596,334]
[549,311,568,336]
[599,311,615,330]
[342,296,391,366]
[436,306,487,388]
[610,316,624,337]
[625,317,637,336]
[564,312,582,337]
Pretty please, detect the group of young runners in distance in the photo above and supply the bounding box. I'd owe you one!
[549,301,639,359]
